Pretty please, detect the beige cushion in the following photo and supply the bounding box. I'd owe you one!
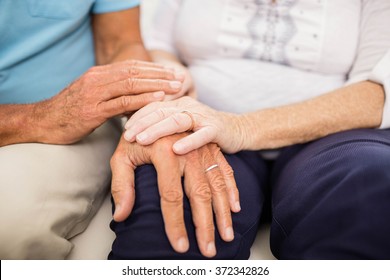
[0,119,121,259]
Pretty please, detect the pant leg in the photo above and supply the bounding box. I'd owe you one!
[271,129,390,259]
[109,151,268,260]
[0,119,122,259]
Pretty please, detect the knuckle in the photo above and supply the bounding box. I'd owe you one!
[126,78,136,92]
[111,185,126,202]
[157,79,164,90]
[210,176,227,193]
[192,184,212,202]
[163,69,175,79]
[154,137,175,153]
[129,66,140,77]
[110,154,118,168]
[161,190,183,204]
[200,221,215,233]
[119,96,133,109]
[223,165,235,178]
[110,152,124,169]
[155,108,167,119]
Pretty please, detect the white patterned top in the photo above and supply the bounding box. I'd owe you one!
[144,0,390,128]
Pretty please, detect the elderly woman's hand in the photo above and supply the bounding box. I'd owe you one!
[123,96,246,155]
[163,67,196,101]
[111,132,240,258]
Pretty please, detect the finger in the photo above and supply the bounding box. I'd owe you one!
[184,150,216,258]
[173,127,217,155]
[101,78,183,100]
[110,153,136,222]
[97,59,168,74]
[214,150,240,213]
[96,66,184,86]
[132,112,193,145]
[124,102,174,130]
[109,59,168,70]
[153,147,189,254]
[99,91,165,118]
[203,146,234,242]
[124,108,178,142]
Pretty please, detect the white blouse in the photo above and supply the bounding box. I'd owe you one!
[145,0,390,128]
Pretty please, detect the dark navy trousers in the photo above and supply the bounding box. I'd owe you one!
[109,129,390,259]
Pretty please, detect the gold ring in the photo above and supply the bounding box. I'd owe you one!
[181,110,195,132]
[205,164,219,173]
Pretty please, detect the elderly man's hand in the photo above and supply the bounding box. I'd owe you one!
[32,60,183,144]
[110,133,241,258]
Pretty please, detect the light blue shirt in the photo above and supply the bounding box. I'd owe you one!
[0,0,139,104]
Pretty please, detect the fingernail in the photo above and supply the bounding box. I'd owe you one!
[206,242,216,256]
[173,142,185,153]
[235,201,241,212]
[153,91,165,99]
[136,132,148,142]
[174,71,185,80]
[177,237,189,253]
[169,81,182,89]
[225,227,234,241]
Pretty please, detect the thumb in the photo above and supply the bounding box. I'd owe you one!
[110,155,136,222]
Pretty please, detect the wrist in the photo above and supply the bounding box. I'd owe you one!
[234,114,254,151]
[219,112,251,153]
[0,103,38,146]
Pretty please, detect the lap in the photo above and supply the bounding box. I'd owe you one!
[0,119,121,259]
[109,151,268,260]
[271,129,390,259]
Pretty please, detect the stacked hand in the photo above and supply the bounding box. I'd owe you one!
[111,133,241,258]
[123,96,246,154]
[33,60,185,144]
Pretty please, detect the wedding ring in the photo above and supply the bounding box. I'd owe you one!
[181,110,195,132]
[205,164,219,173]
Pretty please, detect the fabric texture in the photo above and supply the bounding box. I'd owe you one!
[0,119,122,259]
[271,129,390,259]
[0,0,139,104]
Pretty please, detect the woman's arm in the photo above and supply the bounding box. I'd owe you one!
[122,80,384,154]
[238,81,384,150]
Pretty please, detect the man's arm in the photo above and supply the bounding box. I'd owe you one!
[92,7,150,64]
[0,7,182,147]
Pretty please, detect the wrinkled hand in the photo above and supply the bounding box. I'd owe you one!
[34,60,184,144]
[110,133,240,258]
[123,96,245,154]
[163,67,196,101]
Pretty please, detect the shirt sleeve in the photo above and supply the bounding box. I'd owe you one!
[143,0,182,55]
[92,0,140,14]
[346,0,390,129]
